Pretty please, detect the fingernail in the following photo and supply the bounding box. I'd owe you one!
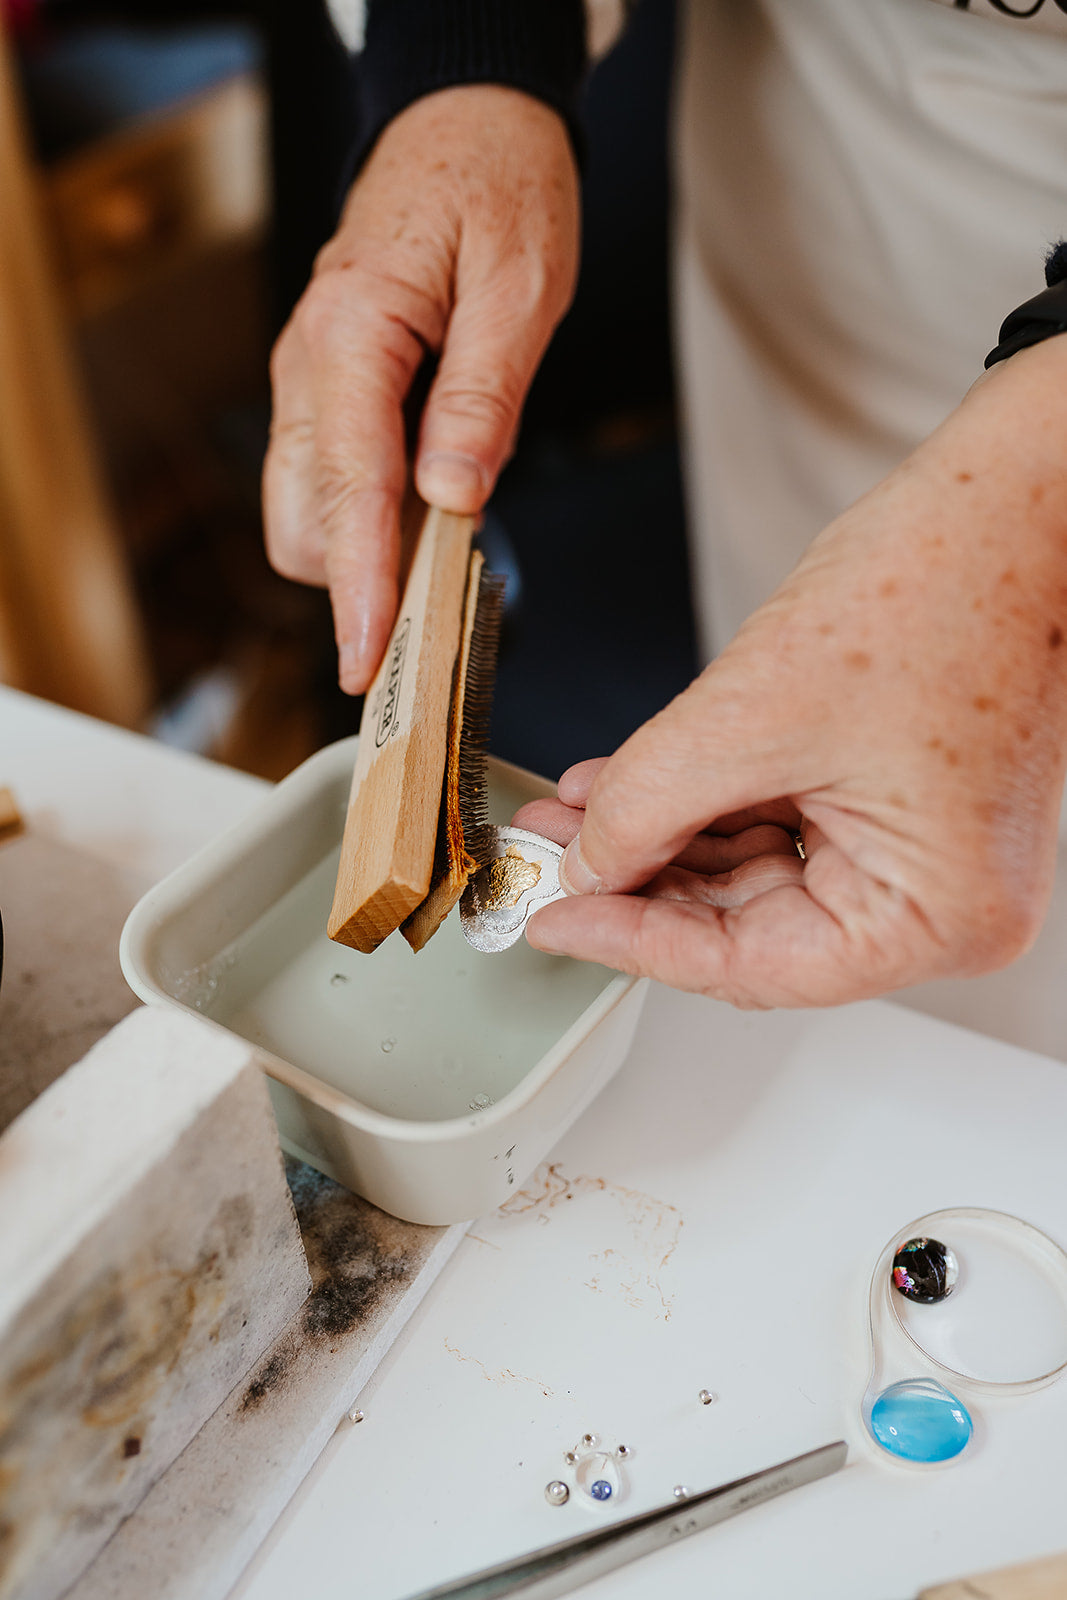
[337,606,377,693]
[338,642,362,693]
[419,451,487,509]
[559,834,601,897]
[525,907,570,956]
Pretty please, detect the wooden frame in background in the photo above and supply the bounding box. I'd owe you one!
[0,20,151,727]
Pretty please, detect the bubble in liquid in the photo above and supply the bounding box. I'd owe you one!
[469,1092,493,1110]
[868,1379,972,1463]
[191,975,218,1013]
[174,959,223,1013]
[380,1037,396,1054]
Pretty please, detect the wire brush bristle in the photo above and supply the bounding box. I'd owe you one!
[400,555,506,952]
[458,567,506,868]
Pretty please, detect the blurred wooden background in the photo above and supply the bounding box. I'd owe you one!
[0,19,150,726]
[0,1,696,784]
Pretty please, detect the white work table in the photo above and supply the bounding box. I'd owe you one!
[4,685,1067,1600]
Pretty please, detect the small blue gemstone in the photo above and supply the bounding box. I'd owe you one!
[589,1480,613,1501]
[869,1379,972,1463]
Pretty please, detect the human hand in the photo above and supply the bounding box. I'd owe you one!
[263,86,580,692]
[517,340,1067,1006]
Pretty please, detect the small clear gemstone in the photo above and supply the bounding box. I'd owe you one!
[673,1485,691,1500]
[545,1480,570,1506]
[698,1389,716,1406]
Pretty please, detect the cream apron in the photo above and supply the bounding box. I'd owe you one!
[674,0,1067,658]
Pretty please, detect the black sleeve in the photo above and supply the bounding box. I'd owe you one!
[984,242,1067,369]
[348,0,588,179]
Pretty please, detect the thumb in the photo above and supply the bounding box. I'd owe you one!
[557,672,807,897]
[415,273,565,510]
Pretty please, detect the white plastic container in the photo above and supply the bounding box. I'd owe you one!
[120,738,648,1224]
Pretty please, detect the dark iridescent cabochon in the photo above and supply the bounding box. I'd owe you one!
[892,1237,959,1304]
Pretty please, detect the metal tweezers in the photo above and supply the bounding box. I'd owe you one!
[402,1440,847,1600]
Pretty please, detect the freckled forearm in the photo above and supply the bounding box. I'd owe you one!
[932,334,1067,567]
[803,332,1067,642]
[718,331,1067,877]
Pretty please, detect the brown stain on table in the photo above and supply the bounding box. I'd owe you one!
[441,1337,555,1398]
[499,1162,684,1322]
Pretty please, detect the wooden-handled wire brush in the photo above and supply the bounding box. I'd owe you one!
[327,504,562,956]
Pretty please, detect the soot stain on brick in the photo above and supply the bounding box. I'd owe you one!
[4,1226,231,1446]
[238,1161,431,1412]
[217,1193,255,1262]
[0,1205,247,1577]
[240,1348,294,1412]
[290,1162,414,1339]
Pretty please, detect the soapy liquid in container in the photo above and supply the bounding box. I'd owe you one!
[121,741,646,1219]
[198,848,612,1124]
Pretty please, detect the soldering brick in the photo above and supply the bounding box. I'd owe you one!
[0,1006,312,1600]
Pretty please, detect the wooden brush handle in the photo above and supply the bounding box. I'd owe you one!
[919,1552,1067,1599]
[328,505,475,953]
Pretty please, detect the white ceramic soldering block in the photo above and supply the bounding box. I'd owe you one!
[0,1006,311,1600]
[121,739,648,1226]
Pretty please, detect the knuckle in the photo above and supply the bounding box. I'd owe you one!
[628,898,736,1004]
[295,264,440,398]
[266,411,314,456]
[431,379,518,434]
[314,456,363,532]
[302,256,446,348]
[268,325,295,389]
[294,271,355,350]
[267,547,302,582]
[492,253,571,329]
[264,530,323,585]
[589,768,660,865]
[506,254,555,313]
[315,461,392,542]
[629,898,669,976]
